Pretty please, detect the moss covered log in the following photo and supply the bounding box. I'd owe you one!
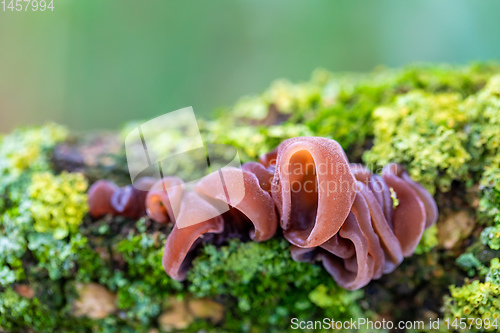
[1,63,500,332]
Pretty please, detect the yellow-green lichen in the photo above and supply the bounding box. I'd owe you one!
[463,74,500,170]
[445,281,500,323]
[481,225,500,251]
[415,224,438,255]
[308,283,363,313]
[445,257,500,330]
[363,91,470,194]
[201,120,313,162]
[0,123,67,176]
[232,77,323,120]
[28,172,88,239]
[486,258,500,286]
[0,124,71,286]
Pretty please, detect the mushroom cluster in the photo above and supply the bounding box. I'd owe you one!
[88,137,437,290]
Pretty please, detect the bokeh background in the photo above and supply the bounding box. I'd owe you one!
[1,0,500,133]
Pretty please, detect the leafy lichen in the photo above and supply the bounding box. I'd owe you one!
[0,124,70,287]
[0,123,67,176]
[481,225,500,251]
[28,171,88,239]
[444,280,500,323]
[456,253,488,277]
[444,257,500,330]
[363,91,470,193]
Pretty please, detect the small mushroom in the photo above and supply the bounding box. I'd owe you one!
[87,177,155,219]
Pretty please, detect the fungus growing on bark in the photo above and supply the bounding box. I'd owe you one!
[88,136,437,290]
[282,150,438,290]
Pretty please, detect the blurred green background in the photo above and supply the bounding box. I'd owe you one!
[1,0,500,133]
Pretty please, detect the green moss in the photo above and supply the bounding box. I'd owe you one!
[444,257,500,331]
[0,288,92,333]
[112,220,185,325]
[0,288,57,332]
[115,221,183,292]
[363,91,470,193]
[0,208,29,284]
[362,68,500,195]
[463,74,500,172]
[187,238,368,332]
[27,233,87,280]
[477,165,500,228]
[444,280,500,322]
[201,121,313,162]
[478,185,500,226]
[116,281,163,325]
[308,284,363,312]
[456,253,488,277]
[486,258,500,286]
[415,224,439,255]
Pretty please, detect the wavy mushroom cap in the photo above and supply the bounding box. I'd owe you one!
[319,211,375,290]
[195,166,278,241]
[268,137,356,248]
[387,164,439,228]
[161,165,278,281]
[381,164,428,257]
[355,181,403,274]
[145,177,184,223]
[162,191,225,281]
[258,147,277,168]
[290,211,375,291]
[241,162,274,192]
[291,161,437,290]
